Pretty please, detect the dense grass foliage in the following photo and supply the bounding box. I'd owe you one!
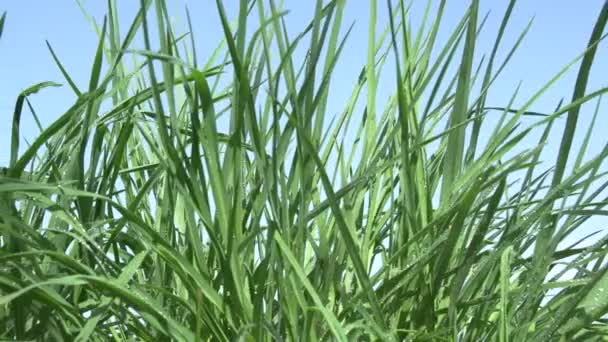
[2,0,608,340]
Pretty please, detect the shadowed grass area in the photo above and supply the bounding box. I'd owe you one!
[1,0,608,340]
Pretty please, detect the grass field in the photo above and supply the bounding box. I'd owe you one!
[1,0,608,340]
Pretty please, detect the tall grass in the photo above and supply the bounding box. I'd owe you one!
[1,0,608,340]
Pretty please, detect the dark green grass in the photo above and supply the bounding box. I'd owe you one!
[1,0,608,340]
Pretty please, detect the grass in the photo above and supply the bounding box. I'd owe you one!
[1,0,608,340]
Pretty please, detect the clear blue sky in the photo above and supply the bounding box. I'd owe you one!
[1,0,606,172]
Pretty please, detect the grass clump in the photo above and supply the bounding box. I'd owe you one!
[1,0,608,340]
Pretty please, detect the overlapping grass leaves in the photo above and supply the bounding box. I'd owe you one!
[1,0,608,340]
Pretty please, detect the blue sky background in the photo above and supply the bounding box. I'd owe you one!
[0,0,606,191]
